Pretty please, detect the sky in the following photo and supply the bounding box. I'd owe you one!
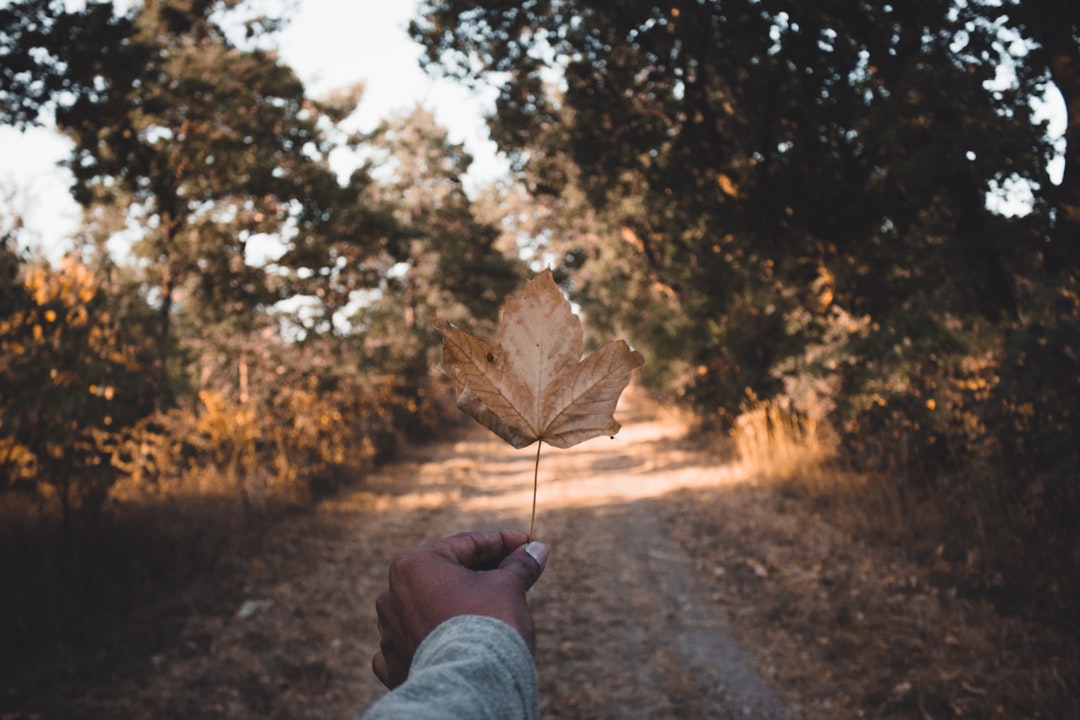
[0,0,506,258]
[277,0,506,182]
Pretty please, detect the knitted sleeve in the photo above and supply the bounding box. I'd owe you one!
[361,615,539,720]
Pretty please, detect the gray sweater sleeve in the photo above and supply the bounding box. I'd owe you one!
[361,615,539,720]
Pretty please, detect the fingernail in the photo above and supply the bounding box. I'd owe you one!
[524,541,548,570]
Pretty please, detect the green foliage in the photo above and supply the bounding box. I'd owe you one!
[2,0,386,378]
[413,0,1080,622]
[365,106,524,323]
[0,0,534,673]
[1,0,1071,656]
[981,273,1080,613]
[413,0,1059,408]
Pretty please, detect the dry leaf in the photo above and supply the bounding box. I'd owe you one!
[434,269,644,450]
[434,270,644,537]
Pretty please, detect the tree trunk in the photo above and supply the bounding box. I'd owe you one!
[152,210,179,405]
[1044,34,1080,270]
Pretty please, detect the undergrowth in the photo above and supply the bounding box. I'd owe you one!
[731,393,1079,634]
[731,395,1080,717]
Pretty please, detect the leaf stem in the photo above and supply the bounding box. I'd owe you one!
[528,440,541,541]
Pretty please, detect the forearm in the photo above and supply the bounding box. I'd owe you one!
[362,615,539,720]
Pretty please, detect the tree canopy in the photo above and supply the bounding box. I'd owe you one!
[0,0,522,529]
[411,0,1080,618]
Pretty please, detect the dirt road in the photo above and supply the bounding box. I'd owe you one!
[42,388,1072,719]
[103,389,794,719]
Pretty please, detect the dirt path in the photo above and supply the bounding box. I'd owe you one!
[55,388,1074,719]
[103,389,794,719]
[514,398,795,719]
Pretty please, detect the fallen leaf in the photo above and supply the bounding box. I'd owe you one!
[434,269,644,449]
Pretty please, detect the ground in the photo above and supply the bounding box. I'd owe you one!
[4,388,1077,718]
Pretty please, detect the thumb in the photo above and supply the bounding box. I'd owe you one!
[498,540,548,591]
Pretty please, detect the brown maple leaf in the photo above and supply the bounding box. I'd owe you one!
[434,269,644,536]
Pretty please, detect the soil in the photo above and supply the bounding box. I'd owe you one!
[4,388,1077,719]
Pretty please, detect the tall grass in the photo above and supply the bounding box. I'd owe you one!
[731,395,922,550]
[732,395,837,488]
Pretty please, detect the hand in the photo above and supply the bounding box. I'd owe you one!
[371,529,548,689]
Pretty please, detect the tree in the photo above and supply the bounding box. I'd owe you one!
[998,0,1080,268]
[412,0,1080,622]
[352,105,524,373]
[0,0,363,394]
[410,0,1062,415]
[0,245,158,535]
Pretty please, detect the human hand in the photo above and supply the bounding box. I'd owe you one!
[371,529,548,689]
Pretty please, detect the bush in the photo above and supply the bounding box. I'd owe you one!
[0,253,157,530]
[780,275,1080,626]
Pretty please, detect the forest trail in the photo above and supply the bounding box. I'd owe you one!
[27,387,1070,719]
[109,387,797,719]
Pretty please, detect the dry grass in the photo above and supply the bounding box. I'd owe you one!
[731,396,938,560]
[732,396,837,488]
[728,395,1080,717]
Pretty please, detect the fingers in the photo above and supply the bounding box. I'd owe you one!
[371,529,546,689]
[374,590,408,688]
[498,540,548,591]
[523,540,548,571]
[371,649,390,688]
[437,529,530,570]
[373,645,408,689]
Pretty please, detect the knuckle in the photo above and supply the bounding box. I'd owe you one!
[387,549,425,585]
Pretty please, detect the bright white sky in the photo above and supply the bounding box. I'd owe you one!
[0,0,506,258]
[278,0,505,180]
